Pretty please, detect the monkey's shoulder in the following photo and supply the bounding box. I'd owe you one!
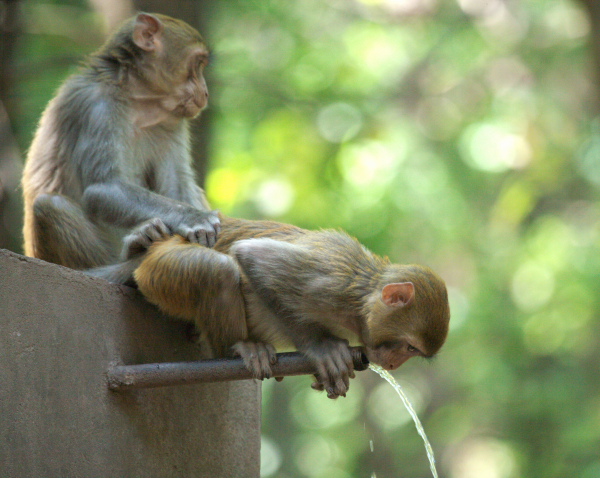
[216,217,307,251]
[296,228,371,255]
[52,73,125,121]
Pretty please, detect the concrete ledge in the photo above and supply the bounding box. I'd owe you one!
[0,249,261,478]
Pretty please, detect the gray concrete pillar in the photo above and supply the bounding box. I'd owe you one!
[0,249,261,478]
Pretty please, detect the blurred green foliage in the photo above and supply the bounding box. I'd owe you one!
[6,0,600,477]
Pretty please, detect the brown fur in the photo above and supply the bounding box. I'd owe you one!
[135,217,308,353]
[134,215,450,388]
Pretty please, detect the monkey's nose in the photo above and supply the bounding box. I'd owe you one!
[193,95,208,111]
[389,355,411,370]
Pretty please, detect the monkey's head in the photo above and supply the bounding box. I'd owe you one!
[362,265,450,371]
[105,13,210,119]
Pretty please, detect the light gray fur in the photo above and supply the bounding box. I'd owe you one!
[22,25,217,274]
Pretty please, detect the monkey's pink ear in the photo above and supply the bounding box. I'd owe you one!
[382,282,415,307]
[133,13,164,51]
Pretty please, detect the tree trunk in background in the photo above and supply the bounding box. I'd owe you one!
[579,0,600,112]
[0,0,24,252]
[132,0,216,188]
[88,0,134,34]
[0,0,22,129]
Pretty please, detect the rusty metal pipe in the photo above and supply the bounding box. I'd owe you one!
[107,346,369,391]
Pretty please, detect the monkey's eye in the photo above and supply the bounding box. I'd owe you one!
[190,54,209,78]
[197,54,209,69]
[407,345,418,353]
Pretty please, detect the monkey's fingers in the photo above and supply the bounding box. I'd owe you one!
[304,338,355,398]
[232,341,276,380]
[311,378,325,392]
[143,218,171,246]
[327,342,356,396]
[311,380,342,399]
[313,358,348,399]
[311,364,332,396]
[311,372,340,399]
[184,220,220,248]
[206,213,221,247]
[265,343,278,366]
[150,217,171,237]
[185,227,210,247]
[330,357,351,398]
[184,211,220,247]
[207,211,221,232]
[122,218,171,259]
[341,346,356,380]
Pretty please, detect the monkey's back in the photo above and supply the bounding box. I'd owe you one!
[24,76,115,198]
[216,215,388,280]
[22,74,125,257]
[214,216,308,253]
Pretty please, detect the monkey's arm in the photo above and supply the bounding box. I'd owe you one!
[63,95,219,246]
[83,179,219,247]
[154,149,212,212]
[231,238,355,398]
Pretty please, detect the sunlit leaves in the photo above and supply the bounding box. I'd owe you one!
[206,4,599,475]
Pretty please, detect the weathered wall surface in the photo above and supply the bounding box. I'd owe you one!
[0,249,261,478]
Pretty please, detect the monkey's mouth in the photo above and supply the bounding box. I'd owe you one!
[364,348,405,371]
[178,97,206,118]
[182,105,201,118]
[364,348,384,368]
[192,96,208,115]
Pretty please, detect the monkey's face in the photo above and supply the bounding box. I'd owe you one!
[365,340,423,370]
[362,275,450,370]
[157,46,210,119]
[167,78,208,119]
[363,303,427,370]
[128,13,210,120]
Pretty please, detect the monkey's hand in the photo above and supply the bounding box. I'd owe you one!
[171,208,221,248]
[305,338,355,399]
[121,218,170,260]
[232,341,278,380]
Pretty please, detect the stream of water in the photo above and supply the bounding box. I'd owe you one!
[369,364,439,478]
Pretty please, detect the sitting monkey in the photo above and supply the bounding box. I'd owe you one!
[22,13,220,283]
[131,216,450,399]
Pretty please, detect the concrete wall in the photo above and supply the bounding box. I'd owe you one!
[0,249,261,478]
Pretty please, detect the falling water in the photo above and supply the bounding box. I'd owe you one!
[369,364,439,478]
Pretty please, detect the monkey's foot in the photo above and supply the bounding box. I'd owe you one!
[122,218,170,260]
[305,339,355,399]
[232,341,277,380]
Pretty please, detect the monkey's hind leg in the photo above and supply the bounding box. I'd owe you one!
[27,193,112,269]
[134,236,248,357]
